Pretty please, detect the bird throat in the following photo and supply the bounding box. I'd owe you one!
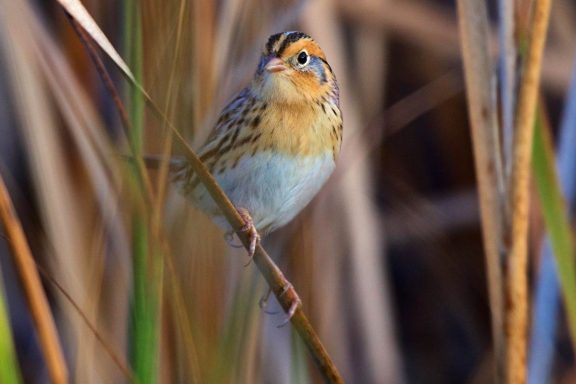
[256,98,342,159]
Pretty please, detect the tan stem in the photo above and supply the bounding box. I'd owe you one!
[456,0,506,382]
[0,174,68,384]
[506,0,552,383]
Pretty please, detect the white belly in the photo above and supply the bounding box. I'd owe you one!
[194,151,335,233]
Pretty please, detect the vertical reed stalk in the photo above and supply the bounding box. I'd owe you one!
[456,0,506,381]
[123,1,161,382]
[506,0,552,382]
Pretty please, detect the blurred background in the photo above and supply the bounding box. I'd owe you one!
[0,0,575,383]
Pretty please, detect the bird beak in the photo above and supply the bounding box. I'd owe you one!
[265,57,286,73]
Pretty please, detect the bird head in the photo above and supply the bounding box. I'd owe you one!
[253,31,338,105]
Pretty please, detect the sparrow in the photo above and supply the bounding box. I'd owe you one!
[172,31,342,258]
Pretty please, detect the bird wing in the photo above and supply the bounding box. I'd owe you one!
[201,87,253,149]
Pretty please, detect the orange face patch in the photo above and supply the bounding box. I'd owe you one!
[279,39,326,62]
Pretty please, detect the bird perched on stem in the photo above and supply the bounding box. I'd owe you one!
[171,31,342,262]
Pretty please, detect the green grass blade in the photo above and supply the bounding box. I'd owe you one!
[0,271,23,384]
[130,217,161,384]
[532,111,576,345]
[124,1,160,382]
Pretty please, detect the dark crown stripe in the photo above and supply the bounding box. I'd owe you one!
[265,32,284,54]
[276,31,311,56]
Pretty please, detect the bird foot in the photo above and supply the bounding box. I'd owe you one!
[224,231,244,248]
[237,208,260,263]
[259,288,280,315]
[277,282,302,328]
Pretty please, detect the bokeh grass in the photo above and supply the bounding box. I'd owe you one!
[0,0,575,383]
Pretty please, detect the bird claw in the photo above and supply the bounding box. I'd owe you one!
[276,282,302,328]
[224,231,244,248]
[259,288,280,315]
[237,208,260,264]
[231,208,300,326]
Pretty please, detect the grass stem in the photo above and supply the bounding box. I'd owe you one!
[0,174,68,384]
[506,0,552,382]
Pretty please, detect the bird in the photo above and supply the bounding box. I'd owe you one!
[171,30,342,263]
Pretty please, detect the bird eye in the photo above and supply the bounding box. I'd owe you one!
[296,50,309,66]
